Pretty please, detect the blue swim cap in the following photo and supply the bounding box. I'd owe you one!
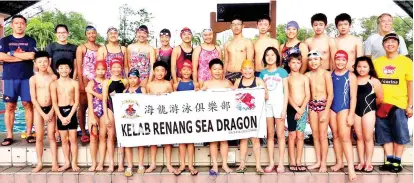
[286,21,299,30]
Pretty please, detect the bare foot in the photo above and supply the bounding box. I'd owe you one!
[107,165,114,173]
[222,165,233,173]
[166,165,177,173]
[276,165,285,173]
[72,163,80,172]
[88,163,97,172]
[58,163,71,172]
[211,165,219,173]
[330,163,344,172]
[145,164,156,173]
[348,171,357,182]
[117,166,124,172]
[307,163,320,170]
[319,165,327,173]
[32,163,43,173]
[51,164,59,172]
[96,164,104,171]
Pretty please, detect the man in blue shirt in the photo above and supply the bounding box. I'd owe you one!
[0,15,37,146]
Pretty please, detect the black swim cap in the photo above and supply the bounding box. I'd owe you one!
[153,61,168,70]
[160,28,171,37]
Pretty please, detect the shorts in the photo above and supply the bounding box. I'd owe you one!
[57,105,78,131]
[3,79,31,102]
[225,72,242,84]
[287,104,308,132]
[40,105,52,114]
[375,108,410,145]
[265,103,282,118]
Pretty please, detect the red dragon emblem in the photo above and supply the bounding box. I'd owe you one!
[125,104,136,116]
[236,93,256,110]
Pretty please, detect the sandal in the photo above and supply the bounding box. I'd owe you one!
[297,165,307,172]
[174,168,185,176]
[289,165,297,172]
[264,165,275,173]
[363,165,373,173]
[1,138,13,146]
[256,168,265,175]
[236,166,247,173]
[124,167,133,177]
[81,135,90,143]
[209,169,219,176]
[26,136,36,144]
[354,163,365,172]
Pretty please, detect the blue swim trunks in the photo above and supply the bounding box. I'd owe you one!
[3,79,31,103]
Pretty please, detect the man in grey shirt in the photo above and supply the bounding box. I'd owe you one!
[364,13,408,59]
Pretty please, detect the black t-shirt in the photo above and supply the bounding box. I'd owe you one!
[46,42,77,78]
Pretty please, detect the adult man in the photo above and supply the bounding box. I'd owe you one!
[254,14,279,75]
[364,13,408,59]
[305,13,337,71]
[334,13,363,71]
[0,15,37,145]
[224,15,254,83]
[46,24,77,79]
[374,33,412,173]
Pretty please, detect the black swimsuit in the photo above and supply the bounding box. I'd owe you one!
[238,77,257,88]
[107,79,126,111]
[356,77,377,117]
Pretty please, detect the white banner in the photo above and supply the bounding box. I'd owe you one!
[112,88,267,147]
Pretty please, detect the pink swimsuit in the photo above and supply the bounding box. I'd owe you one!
[197,47,219,81]
[82,45,98,80]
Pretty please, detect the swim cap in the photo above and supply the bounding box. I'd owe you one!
[202,28,213,33]
[308,50,321,58]
[107,27,118,33]
[153,60,168,70]
[136,25,149,33]
[180,27,192,37]
[95,60,107,70]
[160,28,171,37]
[128,69,140,78]
[335,50,348,61]
[110,58,122,68]
[85,25,96,33]
[286,21,299,30]
[241,60,254,69]
[182,60,192,70]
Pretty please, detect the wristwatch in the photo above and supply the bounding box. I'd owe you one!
[9,50,15,56]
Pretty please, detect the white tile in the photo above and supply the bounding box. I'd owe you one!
[11,147,27,166]
[0,147,12,166]
[77,146,87,166]
[163,146,180,166]
[194,147,210,166]
[401,147,413,165]
[132,147,149,166]
[25,146,36,166]
[156,147,164,166]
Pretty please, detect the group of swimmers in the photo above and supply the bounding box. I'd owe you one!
[0,12,411,182]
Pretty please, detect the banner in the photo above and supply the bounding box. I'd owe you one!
[112,88,266,147]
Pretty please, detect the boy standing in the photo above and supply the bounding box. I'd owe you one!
[286,53,310,172]
[254,14,279,76]
[305,13,337,71]
[50,58,80,171]
[202,58,234,175]
[305,50,333,172]
[145,61,174,173]
[30,51,58,172]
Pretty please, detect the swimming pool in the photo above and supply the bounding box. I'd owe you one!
[0,100,27,132]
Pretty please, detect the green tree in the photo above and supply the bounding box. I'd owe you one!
[192,32,202,46]
[118,4,154,46]
[358,16,378,41]
[276,24,314,45]
[216,39,222,46]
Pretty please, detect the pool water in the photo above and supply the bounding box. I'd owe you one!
[0,100,27,132]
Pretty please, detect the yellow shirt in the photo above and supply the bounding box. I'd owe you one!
[374,55,413,109]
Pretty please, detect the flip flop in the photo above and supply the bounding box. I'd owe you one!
[297,165,307,172]
[173,168,184,176]
[124,167,133,177]
[136,166,145,174]
[289,165,297,172]
[256,168,265,175]
[21,132,36,139]
[354,163,365,172]
[264,166,275,173]
[209,169,219,176]
[1,138,13,146]
[26,136,36,144]
[189,168,199,176]
[236,167,247,173]
[81,135,90,143]
[363,165,373,173]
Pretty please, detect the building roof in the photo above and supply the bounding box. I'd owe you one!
[0,1,39,20]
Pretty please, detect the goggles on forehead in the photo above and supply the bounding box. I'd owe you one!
[160,32,170,36]
[308,52,320,57]
[181,29,192,34]
[202,28,213,33]
[85,26,96,32]
[136,28,148,33]
[107,27,118,33]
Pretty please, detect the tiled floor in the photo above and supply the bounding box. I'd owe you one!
[0,165,412,183]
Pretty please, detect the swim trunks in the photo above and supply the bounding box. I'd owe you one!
[331,71,350,113]
[57,105,78,131]
[287,105,308,132]
[356,77,376,117]
[309,99,327,112]
[40,105,52,114]
[225,72,242,84]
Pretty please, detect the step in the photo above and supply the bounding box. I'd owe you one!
[0,133,412,167]
[0,166,412,183]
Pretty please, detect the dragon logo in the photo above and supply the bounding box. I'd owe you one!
[235,93,256,111]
